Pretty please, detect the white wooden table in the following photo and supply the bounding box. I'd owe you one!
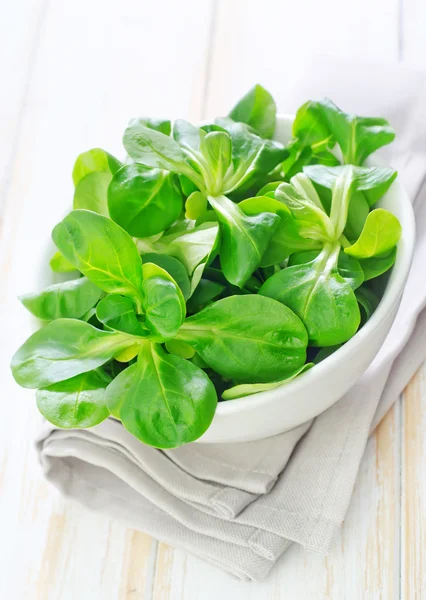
[1,1,426,597]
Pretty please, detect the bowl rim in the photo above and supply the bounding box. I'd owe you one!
[214,113,416,416]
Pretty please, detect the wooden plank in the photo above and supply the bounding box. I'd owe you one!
[204,0,400,119]
[119,533,158,599]
[401,363,426,599]
[32,506,157,600]
[0,0,47,211]
[0,1,214,598]
[281,404,400,599]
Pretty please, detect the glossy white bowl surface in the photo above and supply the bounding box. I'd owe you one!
[39,115,415,444]
[196,114,415,443]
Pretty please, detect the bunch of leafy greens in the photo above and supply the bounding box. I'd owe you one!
[11,85,401,448]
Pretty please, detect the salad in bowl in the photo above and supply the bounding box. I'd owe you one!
[11,85,411,447]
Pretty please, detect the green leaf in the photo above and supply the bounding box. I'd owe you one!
[189,264,213,297]
[289,249,364,291]
[222,363,313,400]
[173,121,231,195]
[162,222,219,281]
[356,286,380,323]
[281,144,313,180]
[362,174,398,207]
[108,164,183,237]
[260,243,360,346]
[314,345,342,364]
[160,217,196,238]
[344,191,370,240]
[165,339,196,359]
[176,295,308,383]
[228,84,277,139]
[200,131,232,193]
[123,118,193,174]
[164,340,195,359]
[178,174,199,197]
[214,118,288,193]
[239,196,321,266]
[50,251,77,273]
[309,150,340,167]
[208,194,280,287]
[106,342,217,448]
[72,149,121,216]
[281,102,338,178]
[305,164,397,241]
[73,172,112,216]
[304,164,397,206]
[72,148,121,186]
[11,319,133,389]
[328,166,357,239]
[336,252,364,290]
[142,262,186,340]
[81,307,97,323]
[186,279,225,313]
[345,209,401,259]
[194,210,218,226]
[114,344,140,363]
[185,191,208,220]
[311,99,395,165]
[96,294,150,337]
[20,277,104,320]
[292,101,334,151]
[275,180,335,241]
[125,116,287,198]
[137,118,171,135]
[256,182,282,197]
[36,370,111,428]
[173,119,205,156]
[141,253,190,300]
[359,247,397,280]
[52,210,144,309]
[306,173,368,242]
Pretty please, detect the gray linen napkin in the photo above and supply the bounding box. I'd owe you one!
[36,59,426,581]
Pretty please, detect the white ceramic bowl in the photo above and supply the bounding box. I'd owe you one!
[39,115,415,444]
[197,114,415,443]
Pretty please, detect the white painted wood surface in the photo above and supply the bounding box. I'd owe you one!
[1,1,425,598]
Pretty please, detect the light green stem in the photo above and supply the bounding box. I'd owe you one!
[330,166,354,239]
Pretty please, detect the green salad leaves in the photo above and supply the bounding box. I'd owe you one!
[11,85,401,447]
